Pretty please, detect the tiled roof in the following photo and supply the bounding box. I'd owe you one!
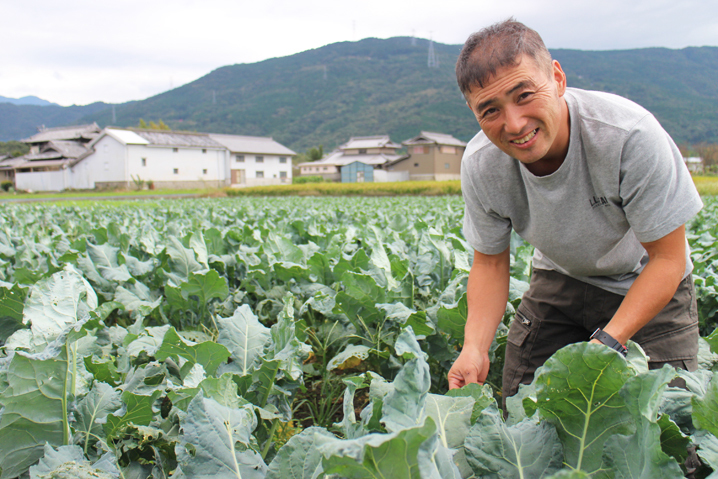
[403,131,467,147]
[210,134,296,156]
[23,123,101,143]
[131,129,225,148]
[45,140,90,159]
[340,135,401,151]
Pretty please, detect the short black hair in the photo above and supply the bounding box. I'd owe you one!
[456,18,552,97]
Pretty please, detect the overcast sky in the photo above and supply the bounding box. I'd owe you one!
[2,0,717,107]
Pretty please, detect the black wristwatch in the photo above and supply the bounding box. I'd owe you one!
[590,328,628,357]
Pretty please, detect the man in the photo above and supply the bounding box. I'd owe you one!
[447,19,703,406]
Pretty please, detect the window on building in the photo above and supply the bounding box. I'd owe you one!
[323,167,328,171]
[444,163,450,169]
[203,169,208,174]
[280,171,287,178]
[255,156,264,163]
[104,161,109,171]
[441,146,457,154]
[141,158,147,167]
[414,163,419,167]
[413,146,427,154]
[173,148,179,153]
[279,157,287,163]
[202,149,207,154]
[273,174,277,178]
[173,168,179,174]
[236,155,245,162]
[359,149,367,154]
[256,171,264,178]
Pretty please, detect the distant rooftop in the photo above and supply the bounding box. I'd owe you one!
[209,134,296,156]
[403,131,466,147]
[130,129,225,148]
[297,149,405,167]
[340,135,401,151]
[23,123,101,144]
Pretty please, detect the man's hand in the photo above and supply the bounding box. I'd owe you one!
[448,346,490,389]
[446,247,510,390]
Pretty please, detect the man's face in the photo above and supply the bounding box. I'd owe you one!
[465,55,570,173]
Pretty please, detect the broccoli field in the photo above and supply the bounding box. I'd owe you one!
[1,195,718,478]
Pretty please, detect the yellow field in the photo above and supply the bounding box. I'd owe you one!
[692,176,718,196]
[226,176,718,197]
[224,180,462,197]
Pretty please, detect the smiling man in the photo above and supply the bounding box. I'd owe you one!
[448,19,703,406]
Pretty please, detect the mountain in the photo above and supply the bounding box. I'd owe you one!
[0,95,57,107]
[2,38,718,149]
[0,102,110,142]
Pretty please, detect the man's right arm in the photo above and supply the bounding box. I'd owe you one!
[448,247,511,389]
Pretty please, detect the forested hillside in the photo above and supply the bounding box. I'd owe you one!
[2,38,717,150]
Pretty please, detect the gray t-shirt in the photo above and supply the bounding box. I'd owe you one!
[461,88,703,295]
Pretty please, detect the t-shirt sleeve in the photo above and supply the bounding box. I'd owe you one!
[619,114,703,243]
[461,156,513,254]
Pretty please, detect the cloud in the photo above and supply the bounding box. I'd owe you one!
[1,0,717,105]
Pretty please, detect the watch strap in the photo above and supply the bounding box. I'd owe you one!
[591,328,628,356]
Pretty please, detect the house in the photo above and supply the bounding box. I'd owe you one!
[210,134,295,186]
[78,128,228,190]
[684,157,703,173]
[386,131,466,181]
[4,126,296,191]
[5,124,101,191]
[298,135,408,182]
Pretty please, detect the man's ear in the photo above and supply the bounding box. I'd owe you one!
[553,60,567,96]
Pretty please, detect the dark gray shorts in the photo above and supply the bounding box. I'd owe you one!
[502,269,699,406]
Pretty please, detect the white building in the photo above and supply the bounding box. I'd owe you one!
[210,134,295,187]
[80,129,228,190]
[5,125,296,191]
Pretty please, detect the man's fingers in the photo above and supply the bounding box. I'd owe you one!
[448,367,480,390]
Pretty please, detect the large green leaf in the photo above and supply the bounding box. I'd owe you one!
[436,293,467,342]
[103,390,161,440]
[73,381,123,455]
[445,382,495,425]
[216,305,271,376]
[165,236,204,286]
[423,394,474,449]
[381,328,431,432]
[154,327,230,376]
[29,444,120,479]
[176,392,267,479]
[0,344,69,479]
[535,343,634,474]
[320,418,438,479]
[180,269,229,303]
[464,402,563,479]
[692,371,718,437]
[266,294,311,381]
[21,264,98,351]
[265,427,335,479]
[601,366,684,478]
[0,283,26,342]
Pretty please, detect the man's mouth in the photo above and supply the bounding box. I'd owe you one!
[510,128,538,145]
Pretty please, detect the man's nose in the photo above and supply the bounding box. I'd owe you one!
[504,106,526,135]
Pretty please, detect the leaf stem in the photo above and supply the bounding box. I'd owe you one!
[261,418,280,460]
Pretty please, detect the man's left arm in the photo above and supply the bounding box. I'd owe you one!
[596,225,687,345]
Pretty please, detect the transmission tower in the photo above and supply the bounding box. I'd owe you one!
[427,38,438,68]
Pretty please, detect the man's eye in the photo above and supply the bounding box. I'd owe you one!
[481,108,497,118]
[518,92,533,100]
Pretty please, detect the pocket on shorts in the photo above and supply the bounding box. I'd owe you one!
[507,310,533,348]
